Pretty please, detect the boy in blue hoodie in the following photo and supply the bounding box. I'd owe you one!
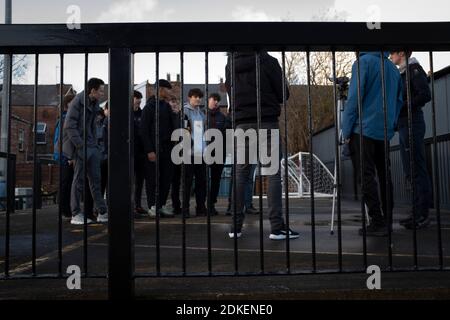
[342,52,403,236]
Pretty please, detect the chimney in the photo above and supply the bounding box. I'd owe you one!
[166,73,171,82]
[176,73,180,82]
[219,77,224,84]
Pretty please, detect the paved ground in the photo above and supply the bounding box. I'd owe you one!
[0,197,449,299]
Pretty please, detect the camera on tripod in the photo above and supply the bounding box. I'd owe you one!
[329,76,350,101]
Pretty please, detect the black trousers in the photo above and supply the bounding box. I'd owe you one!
[183,162,207,210]
[134,155,146,209]
[171,164,182,211]
[350,134,393,225]
[60,161,74,217]
[210,163,224,205]
[85,159,108,217]
[144,150,173,209]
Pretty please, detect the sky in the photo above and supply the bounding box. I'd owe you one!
[1,0,450,90]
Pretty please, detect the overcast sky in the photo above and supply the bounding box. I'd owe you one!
[2,0,450,90]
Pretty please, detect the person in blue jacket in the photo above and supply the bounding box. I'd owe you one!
[342,52,403,237]
[53,92,76,218]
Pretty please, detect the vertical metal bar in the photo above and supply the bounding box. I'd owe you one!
[405,53,419,269]
[306,51,316,272]
[58,53,64,277]
[32,54,39,276]
[331,51,343,272]
[108,47,134,299]
[180,52,186,275]
[83,53,88,276]
[255,51,264,274]
[4,53,13,277]
[356,52,368,269]
[380,51,393,270]
[429,52,443,269]
[205,51,212,275]
[155,52,161,275]
[281,51,291,274]
[230,51,239,274]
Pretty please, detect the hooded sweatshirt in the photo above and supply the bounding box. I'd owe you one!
[342,52,403,141]
[183,103,207,153]
[398,57,431,118]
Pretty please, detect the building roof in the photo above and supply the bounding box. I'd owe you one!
[0,84,74,107]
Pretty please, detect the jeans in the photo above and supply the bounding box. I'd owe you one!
[398,111,432,218]
[144,149,173,209]
[232,122,284,232]
[71,147,107,216]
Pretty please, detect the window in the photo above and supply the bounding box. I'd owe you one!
[18,129,25,152]
[35,122,47,145]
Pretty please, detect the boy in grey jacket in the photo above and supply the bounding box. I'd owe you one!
[63,78,108,225]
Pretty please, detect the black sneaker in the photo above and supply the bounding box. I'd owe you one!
[182,209,190,219]
[359,223,388,237]
[196,206,207,217]
[209,205,219,216]
[403,216,430,230]
[225,204,232,216]
[269,228,300,240]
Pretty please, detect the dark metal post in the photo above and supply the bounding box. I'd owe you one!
[255,51,265,274]
[108,47,134,299]
[58,53,64,276]
[83,53,88,275]
[281,51,291,273]
[356,52,368,269]
[429,52,443,269]
[306,51,316,272]
[32,54,39,276]
[380,51,393,270]
[405,54,419,269]
[331,51,343,272]
[205,51,212,275]
[4,54,13,277]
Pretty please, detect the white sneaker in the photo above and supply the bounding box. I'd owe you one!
[71,213,93,225]
[228,231,242,239]
[159,206,174,217]
[148,206,157,218]
[97,212,108,223]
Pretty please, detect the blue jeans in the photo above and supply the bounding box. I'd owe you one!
[398,110,432,218]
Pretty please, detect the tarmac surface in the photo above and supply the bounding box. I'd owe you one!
[1,197,449,299]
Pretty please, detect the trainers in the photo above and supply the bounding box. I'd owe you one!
[403,216,431,230]
[225,204,232,216]
[210,205,219,216]
[97,212,108,223]
[71,213,93,225]
[159,206,174,217]
[228,229,242,239]
[148,206,157,218]
[269,228,300,240]
[196,206,208,217]
[359,223,388,237]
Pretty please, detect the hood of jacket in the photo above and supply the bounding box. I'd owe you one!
[399,57,420,74]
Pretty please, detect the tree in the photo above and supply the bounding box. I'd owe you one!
[0,55,29,82]
[279,51,353,154]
